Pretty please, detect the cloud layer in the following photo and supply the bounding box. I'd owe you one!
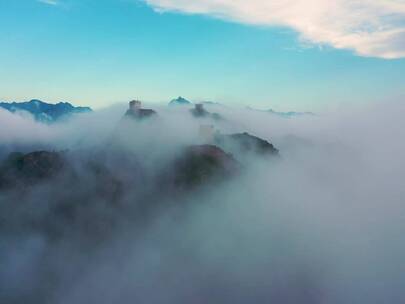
[144,0,405,59]
[1,100,405,303]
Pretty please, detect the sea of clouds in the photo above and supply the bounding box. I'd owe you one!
[0,101,404,303]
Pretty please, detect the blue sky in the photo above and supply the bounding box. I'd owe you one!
[0,0,404,111]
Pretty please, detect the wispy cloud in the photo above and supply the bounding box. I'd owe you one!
[38,0,59,6]
[144,0,405,59]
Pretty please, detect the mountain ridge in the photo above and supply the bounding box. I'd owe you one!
[0,99,92,123]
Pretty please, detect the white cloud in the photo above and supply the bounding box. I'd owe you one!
[2,100,405,303]
[144,0,405,59]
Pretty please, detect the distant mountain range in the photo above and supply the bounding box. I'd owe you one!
[168,97,222,107]
[167,97,313,118]
[0,99,92,123]
[267,109,315,118]
[247,106,314,118]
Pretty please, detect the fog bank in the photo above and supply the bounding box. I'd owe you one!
[0,101,404,303]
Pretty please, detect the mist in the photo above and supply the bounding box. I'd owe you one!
[0,101,404,304]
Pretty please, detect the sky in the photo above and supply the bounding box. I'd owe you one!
[0,0,404,111]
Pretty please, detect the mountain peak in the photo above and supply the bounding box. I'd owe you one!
[169,96,192,106]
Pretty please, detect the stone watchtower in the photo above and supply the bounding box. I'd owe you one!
[125,99,157,121]
[129,100,142,113]
[195,103,204,112]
